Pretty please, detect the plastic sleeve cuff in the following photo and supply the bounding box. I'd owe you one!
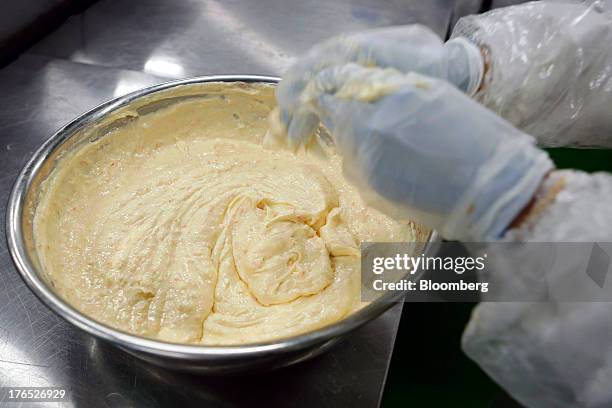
[444,37,484,96]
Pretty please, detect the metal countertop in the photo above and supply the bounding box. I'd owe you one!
[30,0,457,78]
[0,1,471,406]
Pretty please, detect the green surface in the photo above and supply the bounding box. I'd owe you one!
[382,303,502,407]
[546,148,612,173]
[382,148,612,407]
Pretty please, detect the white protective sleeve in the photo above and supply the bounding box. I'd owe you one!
[452,0,612,148]
[464,169,612,408]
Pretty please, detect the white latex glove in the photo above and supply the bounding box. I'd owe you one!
[277,24,484,147]
[452,0,612,147]
[279,64,552,241]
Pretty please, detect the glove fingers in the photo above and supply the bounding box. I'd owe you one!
[347,25,446,75]
[352,24,442,44]
[315,94,342,131]
[281,65,367,147]
[310,64,430,104]
[287,110,320,147]
[276,24,449,147]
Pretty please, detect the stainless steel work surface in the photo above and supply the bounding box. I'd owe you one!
[31,0,457,78]
[0,54,404,407]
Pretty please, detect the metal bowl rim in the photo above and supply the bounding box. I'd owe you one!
[6,74,439,360]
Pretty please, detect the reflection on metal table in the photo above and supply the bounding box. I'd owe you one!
[0,0,463,406]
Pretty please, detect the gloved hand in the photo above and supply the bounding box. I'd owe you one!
[277,25,484,147]
[278,64,553,241]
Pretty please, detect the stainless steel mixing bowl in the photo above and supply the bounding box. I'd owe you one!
[6,75,437,374]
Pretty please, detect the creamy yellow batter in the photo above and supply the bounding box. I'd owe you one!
[34,83,416,345]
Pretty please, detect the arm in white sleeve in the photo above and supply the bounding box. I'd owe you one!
[452,1,612,148]
[464,170,612,408]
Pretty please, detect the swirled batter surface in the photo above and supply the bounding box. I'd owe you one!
[34,83,416,345]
